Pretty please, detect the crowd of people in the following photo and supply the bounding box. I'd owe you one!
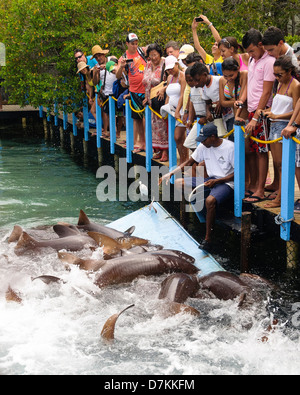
[73,15,300,249]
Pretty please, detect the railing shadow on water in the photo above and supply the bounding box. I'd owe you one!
[39,95,300,243]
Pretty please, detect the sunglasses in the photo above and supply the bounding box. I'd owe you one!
[273,72,286,78]
[219,38,231,48]
[75,54,84,60]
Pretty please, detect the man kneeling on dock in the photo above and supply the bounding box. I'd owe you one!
[159,123,234,252]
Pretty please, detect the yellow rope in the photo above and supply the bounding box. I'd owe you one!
[292,136,300,145]
[148,105,168,119]
[129,100,145,114]
[250,136,283,144]
[222,128,234,139]
[96,97,300,146]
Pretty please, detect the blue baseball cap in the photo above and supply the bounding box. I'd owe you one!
[196,123,218,143]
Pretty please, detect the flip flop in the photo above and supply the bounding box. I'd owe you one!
[266,192,278,200]
[245,190,254,198]
[243,195,267,203]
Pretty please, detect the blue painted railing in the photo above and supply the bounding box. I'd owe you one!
[41,100,299,242]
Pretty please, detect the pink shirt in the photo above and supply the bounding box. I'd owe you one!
[247,51,275,113]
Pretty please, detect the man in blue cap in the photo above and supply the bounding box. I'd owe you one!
[159,123,234,251]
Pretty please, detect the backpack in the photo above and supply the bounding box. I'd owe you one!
[209,61,223,76]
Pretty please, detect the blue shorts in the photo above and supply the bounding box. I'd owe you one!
[184,176,234,207]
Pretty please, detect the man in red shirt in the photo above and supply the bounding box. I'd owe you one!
[116,33,147,152]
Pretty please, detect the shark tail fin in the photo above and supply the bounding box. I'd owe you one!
[6,286,22,304]
[78,209,90,226]
[8,225,23,243]
[101,304,135,342]
[15,232,38,251]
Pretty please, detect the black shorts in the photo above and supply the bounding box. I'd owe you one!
[130,92,145,120]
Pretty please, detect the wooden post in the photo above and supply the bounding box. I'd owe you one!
[96,93,102,148]
[109,95,116,154]
[54,102,58,127]
[125,99,134,164]
[234,121,246,218]
[168,114,176,184]
[83,97,89,141]
[280,137,296,241]
[145,105,153,172]
[240,211,251,273]
[72,113,78,136]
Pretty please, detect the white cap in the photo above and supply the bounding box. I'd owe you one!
[164,55,178,70]
[178,44,194,60]
[127,33,139,43]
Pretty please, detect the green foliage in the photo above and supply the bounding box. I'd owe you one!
[0,0,299,112]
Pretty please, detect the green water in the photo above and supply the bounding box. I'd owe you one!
[0,123,143,230]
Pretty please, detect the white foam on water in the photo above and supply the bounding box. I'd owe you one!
[0,225,300,375]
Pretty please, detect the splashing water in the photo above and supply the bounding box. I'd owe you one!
[1,126,300,375]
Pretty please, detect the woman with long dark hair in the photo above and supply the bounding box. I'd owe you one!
[261,55,300,208]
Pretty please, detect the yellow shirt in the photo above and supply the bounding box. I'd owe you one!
[205,54,223,64]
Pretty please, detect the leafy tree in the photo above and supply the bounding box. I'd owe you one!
[0,0,299,112]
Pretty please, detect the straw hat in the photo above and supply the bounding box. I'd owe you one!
[91,45,109,59]
[77,62,89,74]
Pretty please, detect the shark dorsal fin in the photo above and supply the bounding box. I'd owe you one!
[124,226,135,236]
[78,210,90,226]
[53,225,80,238]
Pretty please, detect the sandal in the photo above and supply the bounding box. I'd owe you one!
[245,190,254,198]
[266,192,278,200]
[243,195,267,203]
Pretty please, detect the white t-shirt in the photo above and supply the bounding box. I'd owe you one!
[190,87,206,117]
[100,69,117,96]
[192,139,235,189]
[202,76,222,102]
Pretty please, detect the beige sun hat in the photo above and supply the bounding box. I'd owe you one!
[91,45,109,59]
[178,44,195,60]
[77,61,89,73]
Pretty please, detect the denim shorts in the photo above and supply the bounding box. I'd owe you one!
[269,121,288,142]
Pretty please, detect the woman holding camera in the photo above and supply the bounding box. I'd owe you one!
[142,44,168,162]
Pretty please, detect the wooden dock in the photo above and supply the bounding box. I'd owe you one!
[2,106,300,246]
[0,105,39,120]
